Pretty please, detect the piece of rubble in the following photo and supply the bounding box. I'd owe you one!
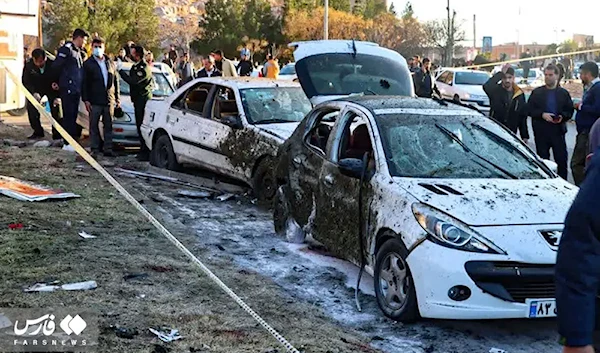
[114,327,138,339]
[178,190,212,198]
[0,313,12,329]
[24,280,97,292]
[489,349,507,353]
[216,193,235,201]
[78,231,96,239]
[149,328,183,343]
[1,139,27,147]
[33,140,52,148]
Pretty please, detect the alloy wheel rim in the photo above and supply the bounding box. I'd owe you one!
[378,252,410,311]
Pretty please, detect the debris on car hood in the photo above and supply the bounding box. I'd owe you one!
[396,177,577,226]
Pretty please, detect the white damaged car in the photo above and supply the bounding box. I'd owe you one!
[140,77,311,201]
[274,40,577,321]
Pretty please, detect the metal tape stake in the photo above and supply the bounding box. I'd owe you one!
[1,62,301,353]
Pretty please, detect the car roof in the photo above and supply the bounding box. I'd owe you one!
[443,68,489,74]
[336,96,482,115]
[121,62,162,74]
[193,77,301,89]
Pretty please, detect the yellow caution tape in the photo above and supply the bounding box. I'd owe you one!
[0,62,301,353]
[462,47,600,69]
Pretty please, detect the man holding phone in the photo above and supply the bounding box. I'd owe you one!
[528,64,574,179]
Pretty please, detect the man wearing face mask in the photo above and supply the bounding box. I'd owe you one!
[571,62,600,185]
[82,37,120,158]
[483,63,529,142]
[50,28,89,151]
[118,45,153,161]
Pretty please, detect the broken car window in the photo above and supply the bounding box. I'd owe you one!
[240,87,311,124]
[375,114,550,179]
[306,110,339,155]
[295,53,413,98]
[119,71,174,97]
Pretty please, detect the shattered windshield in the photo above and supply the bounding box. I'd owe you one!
[375,114,551,179]
[240,87,312,124]
[295,53,413,97]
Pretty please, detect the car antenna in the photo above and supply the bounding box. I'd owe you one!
[351,39,357,58]
[355,151,370,312]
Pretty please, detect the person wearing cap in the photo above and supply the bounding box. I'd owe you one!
[50,28,89,151]
[237,49,253,77]
[82,37,120,158]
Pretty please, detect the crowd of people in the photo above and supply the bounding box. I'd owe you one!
[21,28,285,160]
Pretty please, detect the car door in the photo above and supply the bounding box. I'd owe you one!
[286,104,342,227]
[436,71,452,99]
[313,107,376,263]
[167,82,215,167]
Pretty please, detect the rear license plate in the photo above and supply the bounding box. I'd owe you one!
[526,299,557,318]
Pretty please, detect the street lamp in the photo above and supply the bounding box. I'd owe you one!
[324,0,328,40]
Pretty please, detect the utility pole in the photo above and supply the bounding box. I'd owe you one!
[473,14,476,49]
[446,0,450,66]
[324,0,329,40]
[38,0,43,47]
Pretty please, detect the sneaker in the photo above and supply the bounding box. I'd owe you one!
[62,144,76,153]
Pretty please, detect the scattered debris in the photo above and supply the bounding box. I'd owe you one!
[123,273,149,281]
[115,168,219,193]
[189,344,211,352]
[1,139,27,147]
[216,245,225,251]
[145,265,174,273]
[33,140,52,148]
[216,193,235,201]
[0,314,12,329]
[137,294,146,299]
[371,335,384,341]
[150,194,166,203]
[149,328,183,343]
[24,280,97,293]
[0,175,80,202]
[152,344,170,353]
[8,223,23,230]
[114,326,139,339]
[178,190,213,199]
[489,349,507,353]
[78,231,96,239]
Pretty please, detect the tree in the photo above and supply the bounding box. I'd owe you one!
[284,7,369,42]
[43,0,159,53]
[396,1,424,57]
[159,7,202,54]
[543,43,559,55]
[196,0,281,58]
[388,3,396,16]
[559,40,578,54]
[423,11,465,66]
[366,13,400,49]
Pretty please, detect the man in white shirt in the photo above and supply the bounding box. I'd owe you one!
[195,56,222,78]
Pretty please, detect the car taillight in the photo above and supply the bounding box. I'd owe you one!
[114,128,124,133]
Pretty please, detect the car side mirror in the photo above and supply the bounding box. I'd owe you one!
[222,115,243,129]
[338,158,364,179]
[542,159,558,174]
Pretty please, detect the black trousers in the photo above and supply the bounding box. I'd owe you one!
[133,97,149,153]
[60,93,81,144]
[571,132,589,186]
[26,101,44,137]
[534,131,569,179]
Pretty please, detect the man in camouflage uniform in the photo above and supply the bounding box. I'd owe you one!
[118,45,153,161]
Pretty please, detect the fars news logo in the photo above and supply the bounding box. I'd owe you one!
[11,313,90,349]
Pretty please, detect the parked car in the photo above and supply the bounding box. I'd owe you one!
[274,94,574,322]
[139,77,312,201]
[278,63,297,80]
[153,61,179,88]
[514,68,544,87]
[76,63,175,147]
[435,69,491,114]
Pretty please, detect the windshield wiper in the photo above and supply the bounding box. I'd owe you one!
[253,118,295,124]
[470,123,551,176]
[435,124,518,179]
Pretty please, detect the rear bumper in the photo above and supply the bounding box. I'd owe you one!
[112,123,140,146]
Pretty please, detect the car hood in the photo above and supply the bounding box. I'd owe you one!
[254,122,300,140]
[455,84,487,98]
[394,177,578,226]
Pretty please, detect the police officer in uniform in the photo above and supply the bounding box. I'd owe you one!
[50,28,89,151]
[118,45,153,160]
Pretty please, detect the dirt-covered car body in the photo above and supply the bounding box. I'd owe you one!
[140,77,311,198]
[274,96,578,321]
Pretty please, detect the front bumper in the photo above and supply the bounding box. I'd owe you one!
[407,240,555,320]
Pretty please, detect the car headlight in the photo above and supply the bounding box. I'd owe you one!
[412,203,505,254]
[114,112,133,123]
[462,93,471,100]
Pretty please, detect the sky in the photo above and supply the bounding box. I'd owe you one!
[390,0,600,46]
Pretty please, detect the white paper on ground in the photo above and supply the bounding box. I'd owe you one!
[149,328,182,342]
[78,231,96,239]
[61,281,97,291]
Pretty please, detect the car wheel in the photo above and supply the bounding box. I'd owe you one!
[453,94,461,103]
[374,237,419,322]
[151,134,180,171]
[252,157,277,205]
[7,107,26,116]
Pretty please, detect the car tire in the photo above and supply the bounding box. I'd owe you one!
[252,157,277,205]
[151,134,180,171]
[374,237,419,323]
[453,94,461,103]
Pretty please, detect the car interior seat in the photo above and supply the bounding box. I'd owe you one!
[344,124,372,159]
[186,89,209,113]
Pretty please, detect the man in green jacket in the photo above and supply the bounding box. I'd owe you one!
[118,45,153,161]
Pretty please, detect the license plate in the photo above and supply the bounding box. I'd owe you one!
[526,299,557,318]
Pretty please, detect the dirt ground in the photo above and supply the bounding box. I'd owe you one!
[0,131,382,352]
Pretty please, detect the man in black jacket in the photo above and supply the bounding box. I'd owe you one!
[483,63,529,142]
[413,58,440,98]
[82,37,120,157]
[528,64,574,179]
[196,56,222,78]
